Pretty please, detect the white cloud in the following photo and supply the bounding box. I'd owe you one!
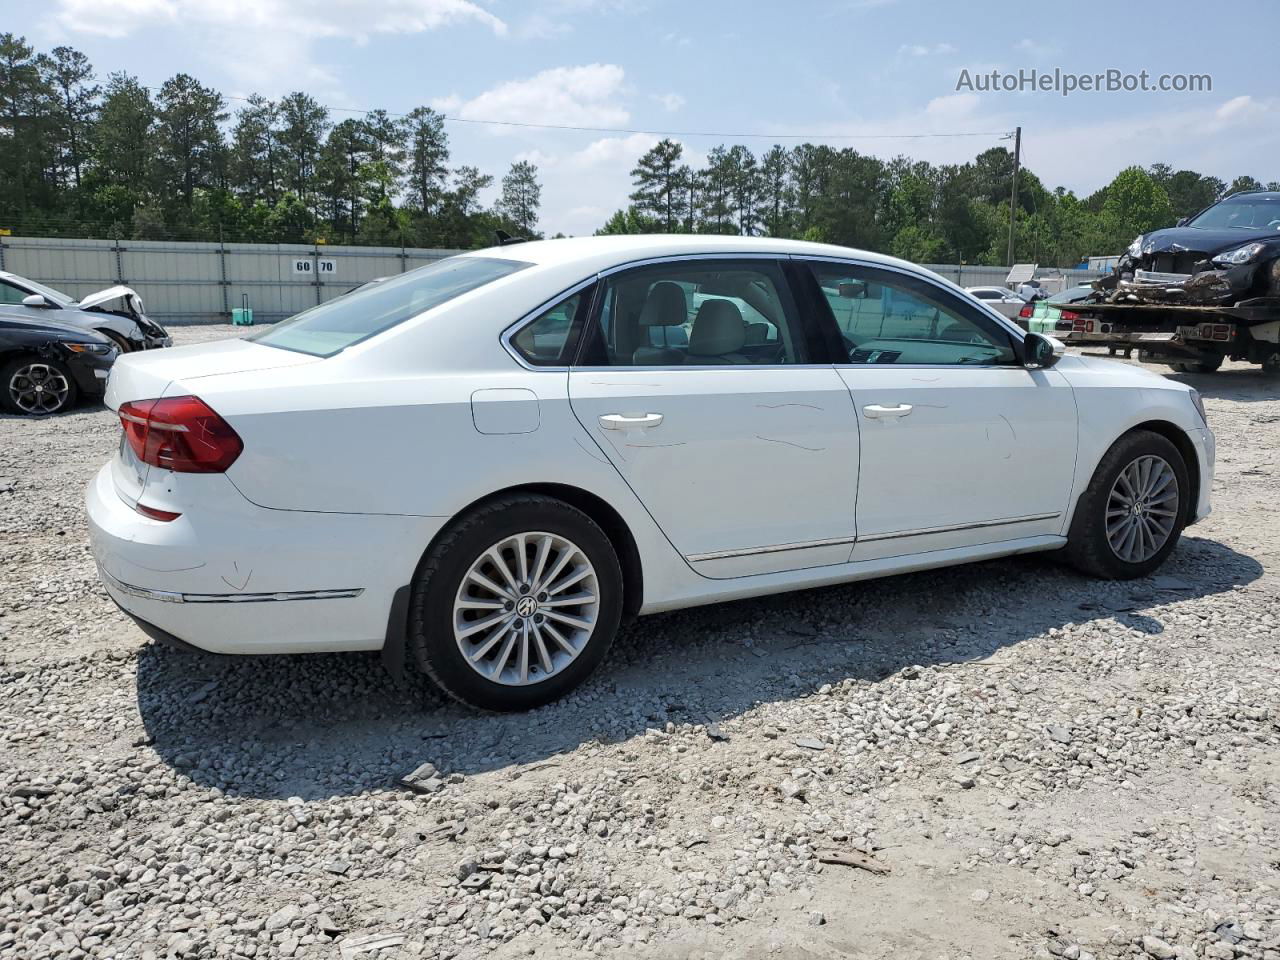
[1014,37,1056,57]
[924,92,980,119]
[653,92,685,112]
[433,64,630,128]
[899,42,956,57]
[51,0,506,39]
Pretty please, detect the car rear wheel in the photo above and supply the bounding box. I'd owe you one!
[408,494,623,711]
[1066,430,1189,579]
[1,356,78,416]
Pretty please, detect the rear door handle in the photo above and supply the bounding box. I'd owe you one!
[863,403,913,419]
[599,413,664,430]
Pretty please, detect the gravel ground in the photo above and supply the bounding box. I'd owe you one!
[2,326,1278,960]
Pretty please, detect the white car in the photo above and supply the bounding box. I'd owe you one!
[87,236,1215,711]
[964,285,1028,320]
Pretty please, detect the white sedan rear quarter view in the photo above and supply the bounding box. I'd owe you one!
[87,236,1215,710]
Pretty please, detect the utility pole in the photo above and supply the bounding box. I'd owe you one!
[1007,125,1021,268]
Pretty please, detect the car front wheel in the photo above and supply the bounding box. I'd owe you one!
[1066,430,1189,579]
[409,494,623,711]
[1,356,78,416]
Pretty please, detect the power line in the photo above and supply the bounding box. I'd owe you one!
[150,86,1010,142]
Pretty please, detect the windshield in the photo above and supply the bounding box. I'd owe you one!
[1048,286,1093,304]
[15,275,75,307]
[1188,195,1280,231]
[248,256,530,357]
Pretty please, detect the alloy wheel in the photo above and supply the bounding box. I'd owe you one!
[452,532,600,686]
[8,363,71,415]
[1105,455,1180,564]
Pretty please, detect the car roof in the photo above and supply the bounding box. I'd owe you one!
[459,234,920,273]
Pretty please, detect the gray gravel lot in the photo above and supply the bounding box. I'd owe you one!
[1,326,1278,960]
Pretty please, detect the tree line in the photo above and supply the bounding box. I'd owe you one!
[603,140,1278,266]
[0,33,541,246]
[2,32,1276,261]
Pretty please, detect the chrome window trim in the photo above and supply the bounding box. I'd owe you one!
[100,568,363,604]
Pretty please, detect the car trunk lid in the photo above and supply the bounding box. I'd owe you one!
[104,338,319,506]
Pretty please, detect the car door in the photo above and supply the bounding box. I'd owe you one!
[565,256,860,579]
[800,259,1078,562]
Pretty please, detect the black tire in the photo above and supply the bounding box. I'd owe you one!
[408,494,623,711]
[1172,356,1223,373]
[0,355,79,416]
[1066,430,1190,580]
[97,329,132,353]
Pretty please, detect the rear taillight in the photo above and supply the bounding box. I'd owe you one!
[1060,310,1079,323]
[118,396,242,473]
[1018,304,1033,318]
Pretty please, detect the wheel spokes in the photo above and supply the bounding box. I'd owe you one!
[453,531,599,687]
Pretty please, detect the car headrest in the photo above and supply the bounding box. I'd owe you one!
[688,299,745,356]
[638,281,688,327]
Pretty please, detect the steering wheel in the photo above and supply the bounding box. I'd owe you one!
[1267,219,1280,231]
[841,333,859,357]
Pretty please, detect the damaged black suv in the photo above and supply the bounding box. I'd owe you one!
[1102,191,1280,306]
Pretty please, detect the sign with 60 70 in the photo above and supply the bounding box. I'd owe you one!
[293,258,336,276]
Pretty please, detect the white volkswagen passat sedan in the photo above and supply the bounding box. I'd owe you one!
[88,236,1215,710]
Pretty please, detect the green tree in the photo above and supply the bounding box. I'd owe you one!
[38,46,99,193]
[496,160,541,237]
[758,145,791,238]
[0,33,55,221]
[1101,166,1174,249]
[230,94,280,204]
[629,138,684,232]
[153,73,227,212]
[277,92,328,206]
[595,205,652,235]
[403,106,449,215]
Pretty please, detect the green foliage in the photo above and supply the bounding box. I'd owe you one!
[0,33,1272,260]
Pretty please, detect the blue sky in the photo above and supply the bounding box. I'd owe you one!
[17,0,1280,235]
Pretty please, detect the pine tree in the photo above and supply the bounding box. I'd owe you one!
[38,46,99,192]
[497,160,541,237]
[277,92,328,207]
[404,106,450,215]
[153,73,227,211]
[230,94,280,204]
[629,138,684,232]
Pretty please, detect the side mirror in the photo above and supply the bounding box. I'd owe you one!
[22,294,53,308]
[1023,332,1064,369]
[837,279,867,299]
[1175,217,1188,227]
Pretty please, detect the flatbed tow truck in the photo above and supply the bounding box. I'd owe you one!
[1057,299,1280,373]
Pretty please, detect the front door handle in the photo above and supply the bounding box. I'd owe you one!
[863,403,913,419]
[599,412,664,430]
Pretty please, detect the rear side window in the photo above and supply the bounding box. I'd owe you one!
[249,256,530,357]
[510,288,592,367]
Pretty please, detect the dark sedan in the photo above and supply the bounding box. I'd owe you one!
[0,311,118,415]
[1104,191,1280,305]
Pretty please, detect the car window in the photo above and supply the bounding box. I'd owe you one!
[0,281,28,305]
[809,263,1017,366]
[580,260,804,366]
[510,289,589,366]
[972,289,1000,300]
[248,256,531,358]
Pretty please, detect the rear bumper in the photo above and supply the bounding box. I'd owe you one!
[86,463,446,654]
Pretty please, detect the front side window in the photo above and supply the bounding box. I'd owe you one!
[580,260,806,366]
[249,255,530,357]
[0,281,28,305]
[808,263,1017,366]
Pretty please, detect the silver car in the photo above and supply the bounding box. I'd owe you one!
[0,271,171,352]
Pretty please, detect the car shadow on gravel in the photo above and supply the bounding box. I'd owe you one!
[134,535,1262,801]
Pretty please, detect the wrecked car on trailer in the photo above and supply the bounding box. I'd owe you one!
[1099,190,1280,306]
[1058,192,1280,372]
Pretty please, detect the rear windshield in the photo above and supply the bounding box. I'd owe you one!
[248,256,531,357]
